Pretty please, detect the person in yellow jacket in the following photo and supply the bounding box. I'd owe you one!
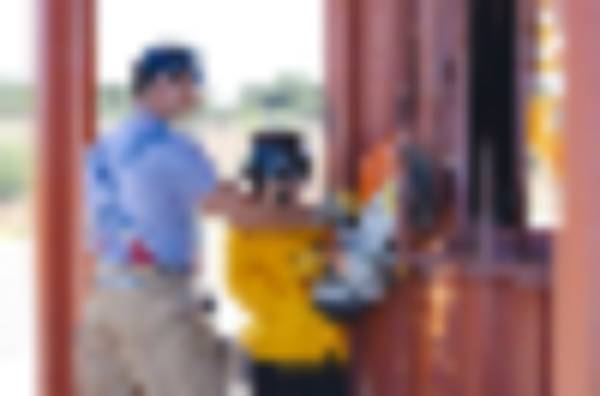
[207,131,349,396]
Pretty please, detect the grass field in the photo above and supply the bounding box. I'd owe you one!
[0,118,33,239]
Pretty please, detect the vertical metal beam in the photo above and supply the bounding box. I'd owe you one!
[326,0,362,192]
[37,0,95,394]
[554,0,600,394]
[71,0,97,325]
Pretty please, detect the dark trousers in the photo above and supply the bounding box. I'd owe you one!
[251,361,348,396]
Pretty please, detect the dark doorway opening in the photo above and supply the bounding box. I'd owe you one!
[468,0,521,227]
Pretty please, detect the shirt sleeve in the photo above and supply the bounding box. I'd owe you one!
[84,141,120,252]
[176,140,218,204]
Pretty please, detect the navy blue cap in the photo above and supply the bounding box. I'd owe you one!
[134,45,205,89]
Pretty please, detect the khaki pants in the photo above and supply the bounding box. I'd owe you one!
[77,267,223,396]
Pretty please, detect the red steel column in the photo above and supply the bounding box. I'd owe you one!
[326,0,362,192]
[37,0,95,394]
[71,0,97,325]
[554,0,600,394]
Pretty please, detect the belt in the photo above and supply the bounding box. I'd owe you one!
[95,264,190,290]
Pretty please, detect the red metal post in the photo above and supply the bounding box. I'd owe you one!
[71,0,97,325]
[37,0,95,394]
[325,0,362,192]
[554,0,600,394]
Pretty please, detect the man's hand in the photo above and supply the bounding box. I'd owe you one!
[201,182,242,213]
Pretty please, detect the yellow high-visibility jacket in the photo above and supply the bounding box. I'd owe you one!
[226,226,348,365]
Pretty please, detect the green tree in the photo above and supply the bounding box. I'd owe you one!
[0,83,33,117]
[0,144,30,202]
[238,72,324,123]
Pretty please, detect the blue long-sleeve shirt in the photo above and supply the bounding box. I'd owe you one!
[85,109,217,272]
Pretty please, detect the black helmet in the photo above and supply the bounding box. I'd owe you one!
[243,130,311,192]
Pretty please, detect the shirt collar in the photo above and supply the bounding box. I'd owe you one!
[131,106,170,132]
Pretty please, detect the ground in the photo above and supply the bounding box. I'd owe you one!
[0,238,35,396]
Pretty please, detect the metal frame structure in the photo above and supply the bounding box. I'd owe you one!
[325,0,550,392]
[37,0,95,395]
[35,0,599,395]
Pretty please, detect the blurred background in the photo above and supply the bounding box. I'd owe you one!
[0,1,36,394]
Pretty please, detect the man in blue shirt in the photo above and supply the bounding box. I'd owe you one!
[78,45,223,396]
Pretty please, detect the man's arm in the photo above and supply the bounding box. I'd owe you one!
[202,185,322,228]
[229,201,323,229]
[201,182,244,214]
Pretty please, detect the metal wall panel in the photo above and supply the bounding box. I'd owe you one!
[325,0,551,394]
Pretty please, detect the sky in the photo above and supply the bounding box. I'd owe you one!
[0,0,323,105]
[0,0,34,83]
